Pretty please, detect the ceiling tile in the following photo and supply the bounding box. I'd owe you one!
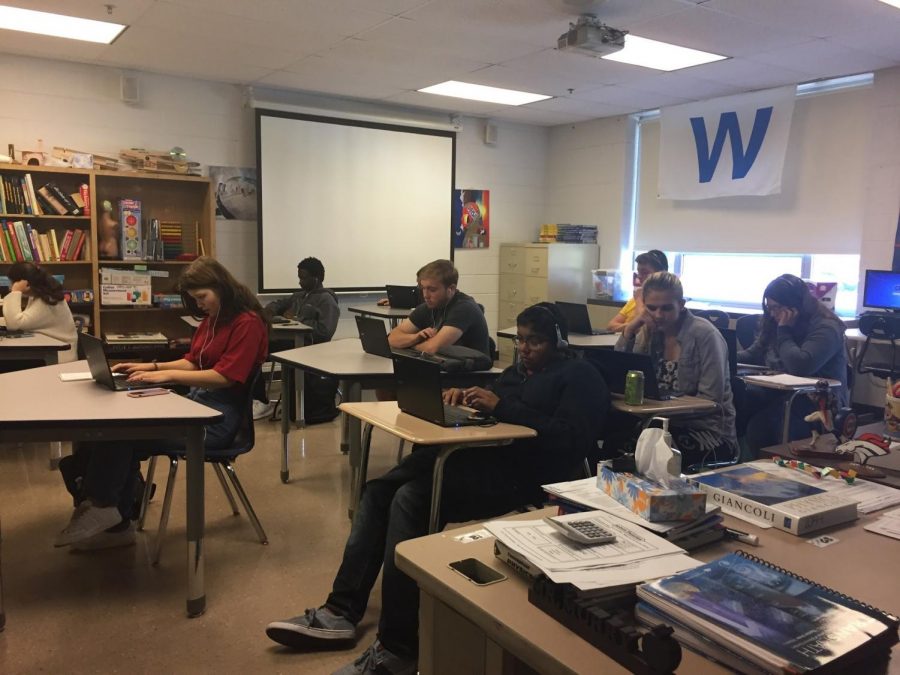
[527,96,638,118]
[0,28,107,62]
[494,48,658,89]
[827,25,900,64]
[255,68,405,100]
[8,0,156,23]
[576,85,691,110]
[686,56,814,90]
[382,90,505,116]
[628,5,813,57]
[617,71,743,101]
[486,106,600,126]
[750,40,898,80]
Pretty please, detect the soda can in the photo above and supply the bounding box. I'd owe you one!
[624,370,645,405]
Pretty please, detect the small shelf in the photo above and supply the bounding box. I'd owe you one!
[100,306,185,313]
[99,260,195,266]
[0,259,90,265]
[0,213,91,220]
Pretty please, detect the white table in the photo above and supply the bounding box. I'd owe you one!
[270,340,503,502]
[0,361,222,618]
[0,330,70,365]
[340,401,536,533]
[497,325,618,350]
[741,375,843,443]
[348,304,410,328]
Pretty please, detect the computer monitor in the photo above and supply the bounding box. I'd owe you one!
[863,270,900,311]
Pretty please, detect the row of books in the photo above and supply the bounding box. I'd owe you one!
[0,222,88,263]
[538,223,599,244]
[0,173,88,217]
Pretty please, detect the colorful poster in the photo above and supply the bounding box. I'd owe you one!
[452,189,489,249]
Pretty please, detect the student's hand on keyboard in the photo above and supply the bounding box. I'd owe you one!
[112,362,155,374]
[443,388,464,405]
[462,386,499,413]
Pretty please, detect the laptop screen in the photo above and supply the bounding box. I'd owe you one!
[79,333,117,389]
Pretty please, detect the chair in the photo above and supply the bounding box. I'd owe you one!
[735,314,759,350]
[137,370,268,565]
[701,309,730,330]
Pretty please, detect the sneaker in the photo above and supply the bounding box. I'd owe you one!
[253,400,276,420]
[71,520,136,551]
[266,606,356,648]
[54,501,123,547]
[332,640,417,675]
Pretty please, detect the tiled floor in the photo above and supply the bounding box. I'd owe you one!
[0,410,407,674]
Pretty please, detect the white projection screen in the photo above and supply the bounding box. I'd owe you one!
[256,110,456,292]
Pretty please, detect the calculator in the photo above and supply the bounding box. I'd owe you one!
[545,516,617,545]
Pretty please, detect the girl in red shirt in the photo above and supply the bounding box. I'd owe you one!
[56,257,268,549]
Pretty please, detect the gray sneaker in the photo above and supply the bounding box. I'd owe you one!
[266,606,356,648]
[71,521,136,551]
[55,502,123,547]
[332,640,417,675]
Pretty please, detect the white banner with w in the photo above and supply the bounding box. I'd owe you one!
[658,86,795,200]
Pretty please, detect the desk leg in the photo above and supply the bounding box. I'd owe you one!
[0,517,5,632]
[390,318,401,329]
[428,444,466,534]
[46,347,62,470]
[782,390,804,444]
[281,366,294,484]
[339,379,351,455]
[345,382,362,519]
[43,352,59,366]
[185,425,206,618]
[351,423,374,520]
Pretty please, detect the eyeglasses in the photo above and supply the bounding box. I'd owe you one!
[513,335,549,348]
[645,303,677,312]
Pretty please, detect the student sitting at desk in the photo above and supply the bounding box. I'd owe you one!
[54,257,268,549]
[1,262,79,363]
[266,302,609,675]
[607,249,668,333]
[738,274,847,455]
[255,256,340,421]
[616,272,738,468]
[388,259,489,356]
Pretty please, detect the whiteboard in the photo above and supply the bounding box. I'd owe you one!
[256,110,455,292]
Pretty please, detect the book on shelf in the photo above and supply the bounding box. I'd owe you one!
[104,332,168,344]
[46,182,82,216]
[688,464,858,535]
[12,221,32,261]
[636,551,899,674]
[36,184,67,215]
[23,174,41,215]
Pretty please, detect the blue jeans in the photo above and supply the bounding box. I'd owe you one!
[324,444,531,658]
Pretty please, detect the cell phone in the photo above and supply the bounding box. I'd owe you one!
[127,388,170,397]
[448,558,506,586]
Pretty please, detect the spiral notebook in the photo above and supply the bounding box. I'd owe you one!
[636,551,898,674]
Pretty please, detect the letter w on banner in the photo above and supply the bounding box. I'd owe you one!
[658,86,795,200]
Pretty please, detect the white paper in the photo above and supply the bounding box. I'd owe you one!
[570,554,703,590]
[743,374,822,387]
[864,518,900,540]
[59,372,92,381]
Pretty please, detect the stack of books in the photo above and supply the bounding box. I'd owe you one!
[152,293,184,309]
[104,332,168,345]
[637,551,899,673]
[0,174,84,216]
[0,222,89,262]
[539,223,598,244]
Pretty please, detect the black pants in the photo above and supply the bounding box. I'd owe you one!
[324,444,533,658]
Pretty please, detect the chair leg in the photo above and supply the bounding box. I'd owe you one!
[212,462,240,516]
[137,456,158,531]
[152,457,179,566]
[396,439,405,464]
[582,457,591,479]
[222,462,268,545]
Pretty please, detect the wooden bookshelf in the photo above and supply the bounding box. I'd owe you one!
[0,164,214,340]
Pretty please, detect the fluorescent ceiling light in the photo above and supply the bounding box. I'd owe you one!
[878,0,900,9]
[418,80,551,106]
[602,35,726,71]
[0,5,127,44]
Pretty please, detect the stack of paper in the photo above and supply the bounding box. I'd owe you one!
[484,510,702,591]
[864,505,900,540]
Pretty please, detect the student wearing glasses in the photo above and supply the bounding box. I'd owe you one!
[607,250,669,332]
[738,274,847,454]
[266,302,609,675]
[616,272,738,468]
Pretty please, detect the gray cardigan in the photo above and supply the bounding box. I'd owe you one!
[616,310,737,448]
[265,284,340,344]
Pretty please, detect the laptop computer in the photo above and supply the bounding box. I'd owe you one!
[356,315,428,360]
[392,353,490,427]
[583,349,676,401]
[80,333,167,391]
[385,285,421,310]
[555,301,613,336]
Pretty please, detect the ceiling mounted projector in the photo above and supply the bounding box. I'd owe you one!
[557,15,627,57]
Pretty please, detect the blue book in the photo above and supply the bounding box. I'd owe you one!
[637,551,898,673]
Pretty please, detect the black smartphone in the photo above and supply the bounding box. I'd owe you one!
[448,558,507,586]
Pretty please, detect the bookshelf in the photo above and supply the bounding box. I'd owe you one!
[0,165,214,341]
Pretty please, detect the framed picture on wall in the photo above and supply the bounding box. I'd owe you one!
[452,189,489,249]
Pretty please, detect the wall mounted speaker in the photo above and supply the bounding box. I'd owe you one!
[484,122,498,145]
[120,74,140,105]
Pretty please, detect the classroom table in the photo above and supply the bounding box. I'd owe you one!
[610,393,717,416]
[182,315,314,348]
[741,375,842,443]
[339,401,536,533]
[0,329,70,365]
[0,360,222,619]
[497,325,619,350]
[348,303,410,328]
[270,339,503,490]
[396,506,900,675]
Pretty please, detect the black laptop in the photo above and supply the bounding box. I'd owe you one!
[80,333,167,391]
[555,301,613,336]
[356,315,425,360]
[385,285,421,310]
[392,353,489,427]
[583,349,676,401]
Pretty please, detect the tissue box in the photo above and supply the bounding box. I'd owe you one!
[598,463,706,522]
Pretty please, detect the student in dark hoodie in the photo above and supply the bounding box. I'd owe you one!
[738,274,848,454]
[265,302,609,675]
[254,257,341,420]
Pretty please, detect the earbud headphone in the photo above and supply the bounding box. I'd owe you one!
[534,305,568,349]
[198,310,219,370]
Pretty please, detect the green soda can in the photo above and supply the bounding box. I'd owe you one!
[624,370,645,405]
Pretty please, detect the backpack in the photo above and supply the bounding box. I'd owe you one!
[433,345,493,373]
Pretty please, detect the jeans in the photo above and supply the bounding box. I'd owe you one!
[67,389,241,519]
[744,388,816,456]
[324,444,531,658]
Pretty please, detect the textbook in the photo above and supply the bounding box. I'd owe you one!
[637,551,899,674]
[689,464,857,535]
